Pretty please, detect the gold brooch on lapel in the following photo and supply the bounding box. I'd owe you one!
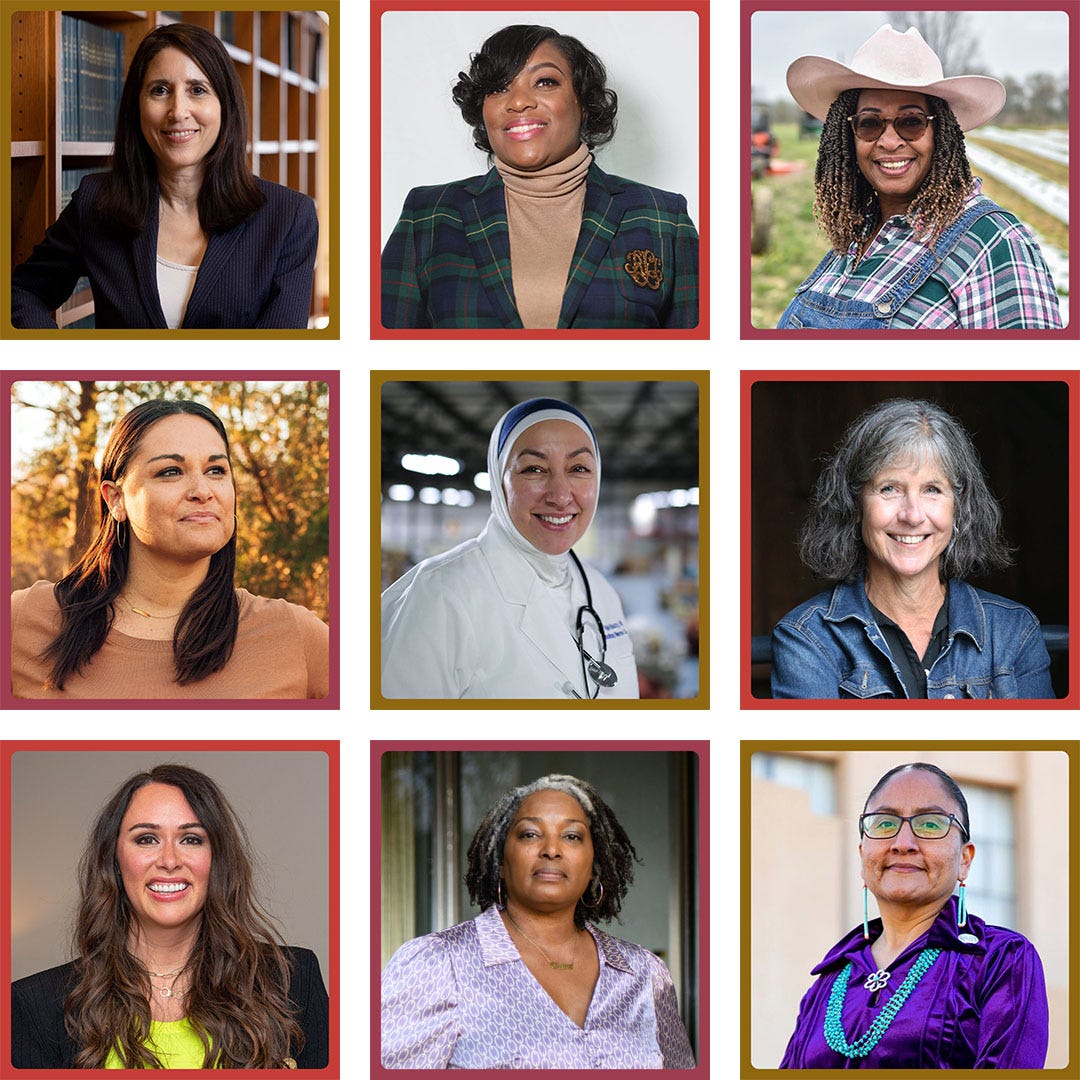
[624,250,663,291]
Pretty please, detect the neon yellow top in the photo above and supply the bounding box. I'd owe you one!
[105,1018,218,1069]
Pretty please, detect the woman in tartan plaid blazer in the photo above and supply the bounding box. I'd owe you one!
[380,25,698,330]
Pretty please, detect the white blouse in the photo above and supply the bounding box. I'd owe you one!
[156,256,199,329]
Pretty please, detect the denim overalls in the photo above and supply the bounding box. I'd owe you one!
[777,198,1005,329]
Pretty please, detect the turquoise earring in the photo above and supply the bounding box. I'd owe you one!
[957,880,967,928]
[862,884,870,940]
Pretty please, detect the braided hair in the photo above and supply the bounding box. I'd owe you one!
[465,774,639,930]
[814,89,973,252]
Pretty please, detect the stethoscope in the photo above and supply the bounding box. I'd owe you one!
[567,549,619,699]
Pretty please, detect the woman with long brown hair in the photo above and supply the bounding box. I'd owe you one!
[9,398,328,699]
[11,22,317,329]
[11,763,329,1068]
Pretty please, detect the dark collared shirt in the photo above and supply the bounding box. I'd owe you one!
[868,593,950,699]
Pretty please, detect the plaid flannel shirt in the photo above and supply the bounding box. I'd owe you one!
[381,163,698,329]
[808,179,1063,329]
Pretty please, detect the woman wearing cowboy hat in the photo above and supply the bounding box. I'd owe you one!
[777,25,1062,330]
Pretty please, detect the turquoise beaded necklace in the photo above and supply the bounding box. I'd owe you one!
[823,947,942,1059]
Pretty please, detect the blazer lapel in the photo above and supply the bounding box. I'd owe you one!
[463,170,522,328]
[558,165,626,327]
[132,197,167,329]
[184,218,246,325]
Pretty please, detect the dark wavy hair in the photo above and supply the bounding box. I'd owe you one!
[798,398,1014,583]
[65,764,304,1068]
[465,774,639,930]
[96,23,264,233]
[862,762,971,840]
[43,399,240,691]
[452,25,618,156]
[814,89,973,252]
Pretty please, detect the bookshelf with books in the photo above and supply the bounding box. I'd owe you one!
[9,9,330,329]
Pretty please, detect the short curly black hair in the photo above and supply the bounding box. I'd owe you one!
[465,774,639,929]
[451,25,618,156]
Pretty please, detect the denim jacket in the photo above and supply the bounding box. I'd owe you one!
[771,573,1054,699]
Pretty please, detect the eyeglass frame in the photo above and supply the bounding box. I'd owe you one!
[846,110,936,143]
[859,811,969,841]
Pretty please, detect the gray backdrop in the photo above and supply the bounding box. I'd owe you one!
[11,750,330,984]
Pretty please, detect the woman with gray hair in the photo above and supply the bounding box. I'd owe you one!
[381,774,694,1068]
[771,398,1053,698]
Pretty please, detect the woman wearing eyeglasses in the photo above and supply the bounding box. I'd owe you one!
[770,398,1055,699]
[382,773,694,1068]
[381,398,638,699]
[780,762,1048,1068]
[777,25,1062,329]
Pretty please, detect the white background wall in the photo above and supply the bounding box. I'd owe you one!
[379,9,701,245]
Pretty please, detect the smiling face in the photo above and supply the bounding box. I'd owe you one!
[139,46,222,178]
[853,89,935,216]
[860,768,973,913]
[116,783,211,936]
[102,414,235,567]
[501,789,595,914]
[504,419,597,554]
[482,41,584,170]
[860,458,954,589]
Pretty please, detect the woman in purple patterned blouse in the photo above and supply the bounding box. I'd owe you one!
[780,762,1049,1068]
[381,773,695,1069]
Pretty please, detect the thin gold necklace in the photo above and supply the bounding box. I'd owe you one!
[120,593,182,619]
[504,908,578,970]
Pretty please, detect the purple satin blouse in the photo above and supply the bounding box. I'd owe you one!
[780,896,1048,1068]
[381,904,696,1069]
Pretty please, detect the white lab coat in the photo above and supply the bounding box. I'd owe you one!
[381,521,638,699]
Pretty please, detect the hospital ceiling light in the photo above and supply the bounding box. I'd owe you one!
[402,453,461,476]
[388,484,414,502]
[418,487,441,505]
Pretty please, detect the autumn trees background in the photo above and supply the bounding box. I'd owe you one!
[10,381,330,621]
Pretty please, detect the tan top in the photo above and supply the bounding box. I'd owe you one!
[10,580,329,700]
[495,143,591,329]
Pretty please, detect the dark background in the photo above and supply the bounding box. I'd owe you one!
[750,379,1070,698]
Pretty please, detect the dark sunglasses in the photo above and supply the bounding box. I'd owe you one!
[847,111,935,143]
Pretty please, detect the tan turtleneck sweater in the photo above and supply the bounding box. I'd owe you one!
[494,143,592,329]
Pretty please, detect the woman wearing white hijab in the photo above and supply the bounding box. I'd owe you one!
[381,398,638,699]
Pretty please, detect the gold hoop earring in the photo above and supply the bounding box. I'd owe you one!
[497,879,505,908]
[581,879,604,909]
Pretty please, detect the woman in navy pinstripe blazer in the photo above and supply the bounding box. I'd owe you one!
[381,25,698,330]
[12,23,317,330]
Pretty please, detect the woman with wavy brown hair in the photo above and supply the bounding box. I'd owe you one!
[11,763,329,1068]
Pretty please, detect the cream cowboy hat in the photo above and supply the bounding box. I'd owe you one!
[786,25,1005,132]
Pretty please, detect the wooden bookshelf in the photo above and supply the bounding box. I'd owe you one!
[9,9,329,328]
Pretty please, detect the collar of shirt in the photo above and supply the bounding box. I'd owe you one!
[476,903,634,973]
[848,178,987,264]
[810,896,988,977]
[824,572,987,650]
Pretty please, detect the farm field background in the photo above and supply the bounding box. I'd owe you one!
[749,124,1070,329]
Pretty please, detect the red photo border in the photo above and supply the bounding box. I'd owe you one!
[2,370,340,710]
[370,0,710,340]
[1,739,341,1077]
[739,369,1080,708]
[740,0,1079,339]
[368,740,711,1076]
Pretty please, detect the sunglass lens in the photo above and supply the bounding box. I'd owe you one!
[895,116,927,139]
[854,118,885,141]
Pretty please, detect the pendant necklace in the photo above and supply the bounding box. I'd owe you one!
[504,909,578,971]
[122,594,182,619]
[823,947,942,1059]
